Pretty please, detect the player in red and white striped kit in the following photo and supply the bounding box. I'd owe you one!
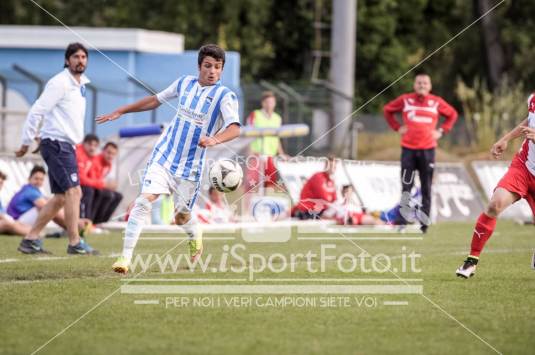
[456,94,535,278]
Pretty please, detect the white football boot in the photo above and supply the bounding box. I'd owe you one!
[456,257,478,279]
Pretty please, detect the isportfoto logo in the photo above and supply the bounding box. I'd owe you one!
[129,244,421,280]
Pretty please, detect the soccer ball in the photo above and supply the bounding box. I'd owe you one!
[209,159,243,193]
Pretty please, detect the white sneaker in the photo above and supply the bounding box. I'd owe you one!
[456,257,478,279]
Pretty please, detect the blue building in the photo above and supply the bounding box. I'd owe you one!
[0,25,241,149]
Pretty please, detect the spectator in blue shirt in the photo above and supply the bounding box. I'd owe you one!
[7,166,90,233]
[8,166,48,225]
[0,171,31,236]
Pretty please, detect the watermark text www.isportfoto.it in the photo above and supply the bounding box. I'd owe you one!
[128,244,421,280]
[122,242,423,307]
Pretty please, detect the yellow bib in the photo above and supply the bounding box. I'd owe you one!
[250,110,282,156]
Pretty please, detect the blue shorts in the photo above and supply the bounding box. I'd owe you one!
[40,138,80,194]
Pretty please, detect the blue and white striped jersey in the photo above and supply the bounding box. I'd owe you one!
[148,75,240,181]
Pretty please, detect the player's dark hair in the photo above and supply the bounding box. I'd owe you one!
[103,142,118,150]
[30,165,46,178]
[0,170,6,181]
[341,184,352,194]
[83,134,100,144]
[198,44,225,67]
[64,42,88,68]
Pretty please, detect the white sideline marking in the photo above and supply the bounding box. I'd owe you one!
[0,258,19,263]
[0,253,120,264]
[102,219,336,235]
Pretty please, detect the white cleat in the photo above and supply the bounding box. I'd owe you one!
[456,258,478,279]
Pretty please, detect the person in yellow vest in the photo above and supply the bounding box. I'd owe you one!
[246,91,288,189]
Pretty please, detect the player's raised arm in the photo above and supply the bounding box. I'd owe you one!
[97,77,181,124]
[491,118,528,159]
[96,95,161,124]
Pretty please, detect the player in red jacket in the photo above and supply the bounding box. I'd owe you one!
[292,156,337,219]
[90,142,122,223]
[77,134,100,221]
[77,135,122,224]
[383,73,458,233]
[76,134,101,187]
[456,93,535,278]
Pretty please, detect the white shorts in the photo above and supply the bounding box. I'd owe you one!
[17,207,39,226]
[142,163,200,213]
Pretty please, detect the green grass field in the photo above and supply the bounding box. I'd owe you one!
[1,221,534,355]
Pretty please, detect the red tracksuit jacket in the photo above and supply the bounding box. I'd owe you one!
[293,172,337,214]
[383,93,458,149]
[76,145,111,189]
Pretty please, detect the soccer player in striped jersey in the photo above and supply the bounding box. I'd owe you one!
[97,44,241,274]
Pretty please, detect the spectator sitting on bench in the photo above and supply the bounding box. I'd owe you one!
[291,155,337,220]
[77,135,122,224]
[322,185,384,225]
[0,170,31,236]
[6,166,90,235]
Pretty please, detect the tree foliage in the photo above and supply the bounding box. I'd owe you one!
[1,0,533,111]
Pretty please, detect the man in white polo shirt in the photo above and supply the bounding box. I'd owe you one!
[15,42,98,255]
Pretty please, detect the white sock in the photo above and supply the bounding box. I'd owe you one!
[182,215,198,241]
[122,196,152,261]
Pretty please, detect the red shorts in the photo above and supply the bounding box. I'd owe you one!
[349,211,364,225]
[496,159,535,216]
[246,155,279,188]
